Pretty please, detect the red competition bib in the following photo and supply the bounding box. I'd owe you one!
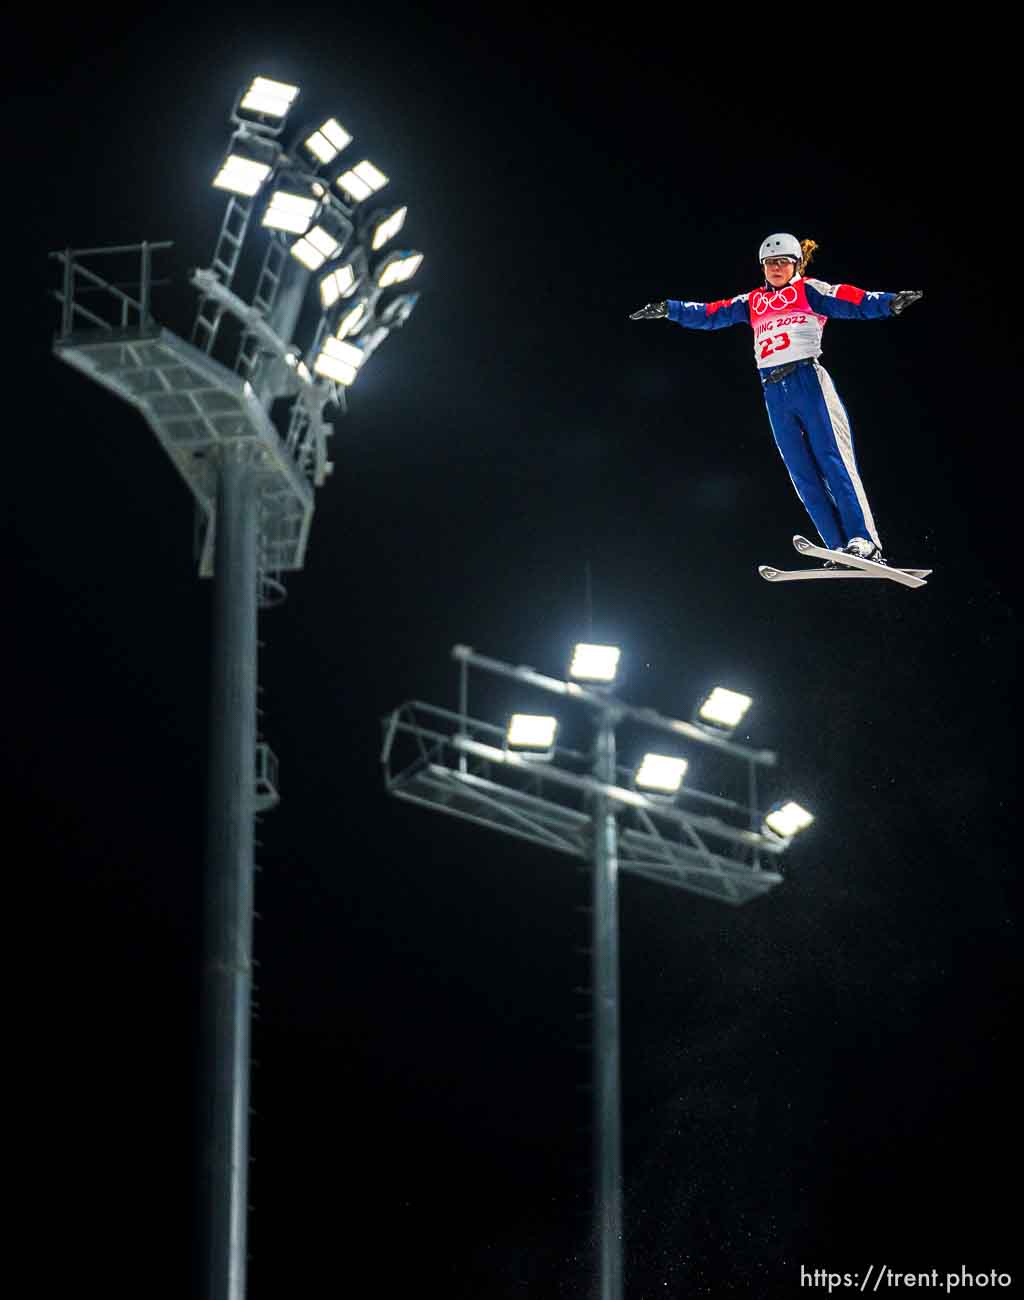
[748,277,827,369]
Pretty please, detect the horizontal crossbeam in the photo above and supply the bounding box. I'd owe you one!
[381,701,788,905]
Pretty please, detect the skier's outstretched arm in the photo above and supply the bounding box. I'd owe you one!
[804,279,924,320]
[629,295,750,329]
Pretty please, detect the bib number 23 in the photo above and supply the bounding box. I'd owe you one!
[760,331,791,359]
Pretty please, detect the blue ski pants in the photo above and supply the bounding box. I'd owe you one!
[761,359,880,552]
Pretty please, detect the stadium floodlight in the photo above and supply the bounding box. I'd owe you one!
[336,159,389,203]
[382,644,801,1300]
[378,292,419,329]
[569,643,621,684]
[213,154,272,197]
[375,250,423,288]
[304,117,352,164]
[763,801,814,839]
[290,224,343,271]
[506,713,558,756]
[336,299,368,338]
[239,76,299,119]
[313,335,365,386]
[635,753,688,795]
[369,205,408,251]
[52,76,423,1300]
[697,686,753,731]
[262,189,318,235]
[319,263,359,308]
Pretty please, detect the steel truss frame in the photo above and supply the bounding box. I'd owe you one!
[381,699,785,906]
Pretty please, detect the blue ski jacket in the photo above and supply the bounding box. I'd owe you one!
[666,276,896,371]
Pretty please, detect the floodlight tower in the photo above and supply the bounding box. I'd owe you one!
[50,74,423,1300]
[382,645,813,1300]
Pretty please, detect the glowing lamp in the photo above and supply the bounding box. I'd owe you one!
[763,801,814,838]
[319,264,358,308]
[370,205,408,250]
[304,118,352,164]
[635,754,688,795]
[569,643,621,684]
[506,714,558,755]
[335,160,388,203]
[313,336,365,386]
[375,250,423,288]
[698,687,753,731]
[262,190,317,235]
[239,77,299,119]
[212,155,271,197]
[290,224,342,270]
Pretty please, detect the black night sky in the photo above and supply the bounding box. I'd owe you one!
[9,9,1020,1298]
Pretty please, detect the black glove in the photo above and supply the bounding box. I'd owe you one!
[629,301,668,320]
[890,290,923,316]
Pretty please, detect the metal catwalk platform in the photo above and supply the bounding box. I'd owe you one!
[52,244,313,579]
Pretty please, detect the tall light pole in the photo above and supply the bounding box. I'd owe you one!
[51,74,422,1300]
[592,704,623,1299]
[382,644,813,1299]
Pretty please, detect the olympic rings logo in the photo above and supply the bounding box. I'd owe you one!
[751,286,798,315]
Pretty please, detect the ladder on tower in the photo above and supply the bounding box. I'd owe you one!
[285,399,311,469]
[284,395,336,486]
[191,194,253,354]
[235,237,289,381]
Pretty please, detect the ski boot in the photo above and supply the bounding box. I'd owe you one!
[842,537,886,566]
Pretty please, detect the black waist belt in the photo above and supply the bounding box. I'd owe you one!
[762,357,816,385]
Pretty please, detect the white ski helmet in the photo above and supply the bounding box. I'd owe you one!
[759,232,802,264]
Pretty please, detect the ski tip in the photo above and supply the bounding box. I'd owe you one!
[758,566,781,580]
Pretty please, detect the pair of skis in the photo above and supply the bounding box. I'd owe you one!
[760,536,931,589]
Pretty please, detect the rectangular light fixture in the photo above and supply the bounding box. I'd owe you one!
[635,753,688,794]
[304,118,352,164]
[212,155,272,196]
[376,251,423,288]
[319,264,358,308]
[698,686,753,730]
[764,801,814,838]
[336,160,389,203]
[313,336,365,386]
[371,205,408,251]
[569,643,621,684]
[290,224,342,270]
[262,190,317,234]
[240,77,299,119]
[379,291,419,328]
[506,714,558,752]
[336,300,368,338]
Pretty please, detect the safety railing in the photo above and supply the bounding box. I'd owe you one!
[50,241,174,339]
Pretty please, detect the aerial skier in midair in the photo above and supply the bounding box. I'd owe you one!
[630,234,926,585]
